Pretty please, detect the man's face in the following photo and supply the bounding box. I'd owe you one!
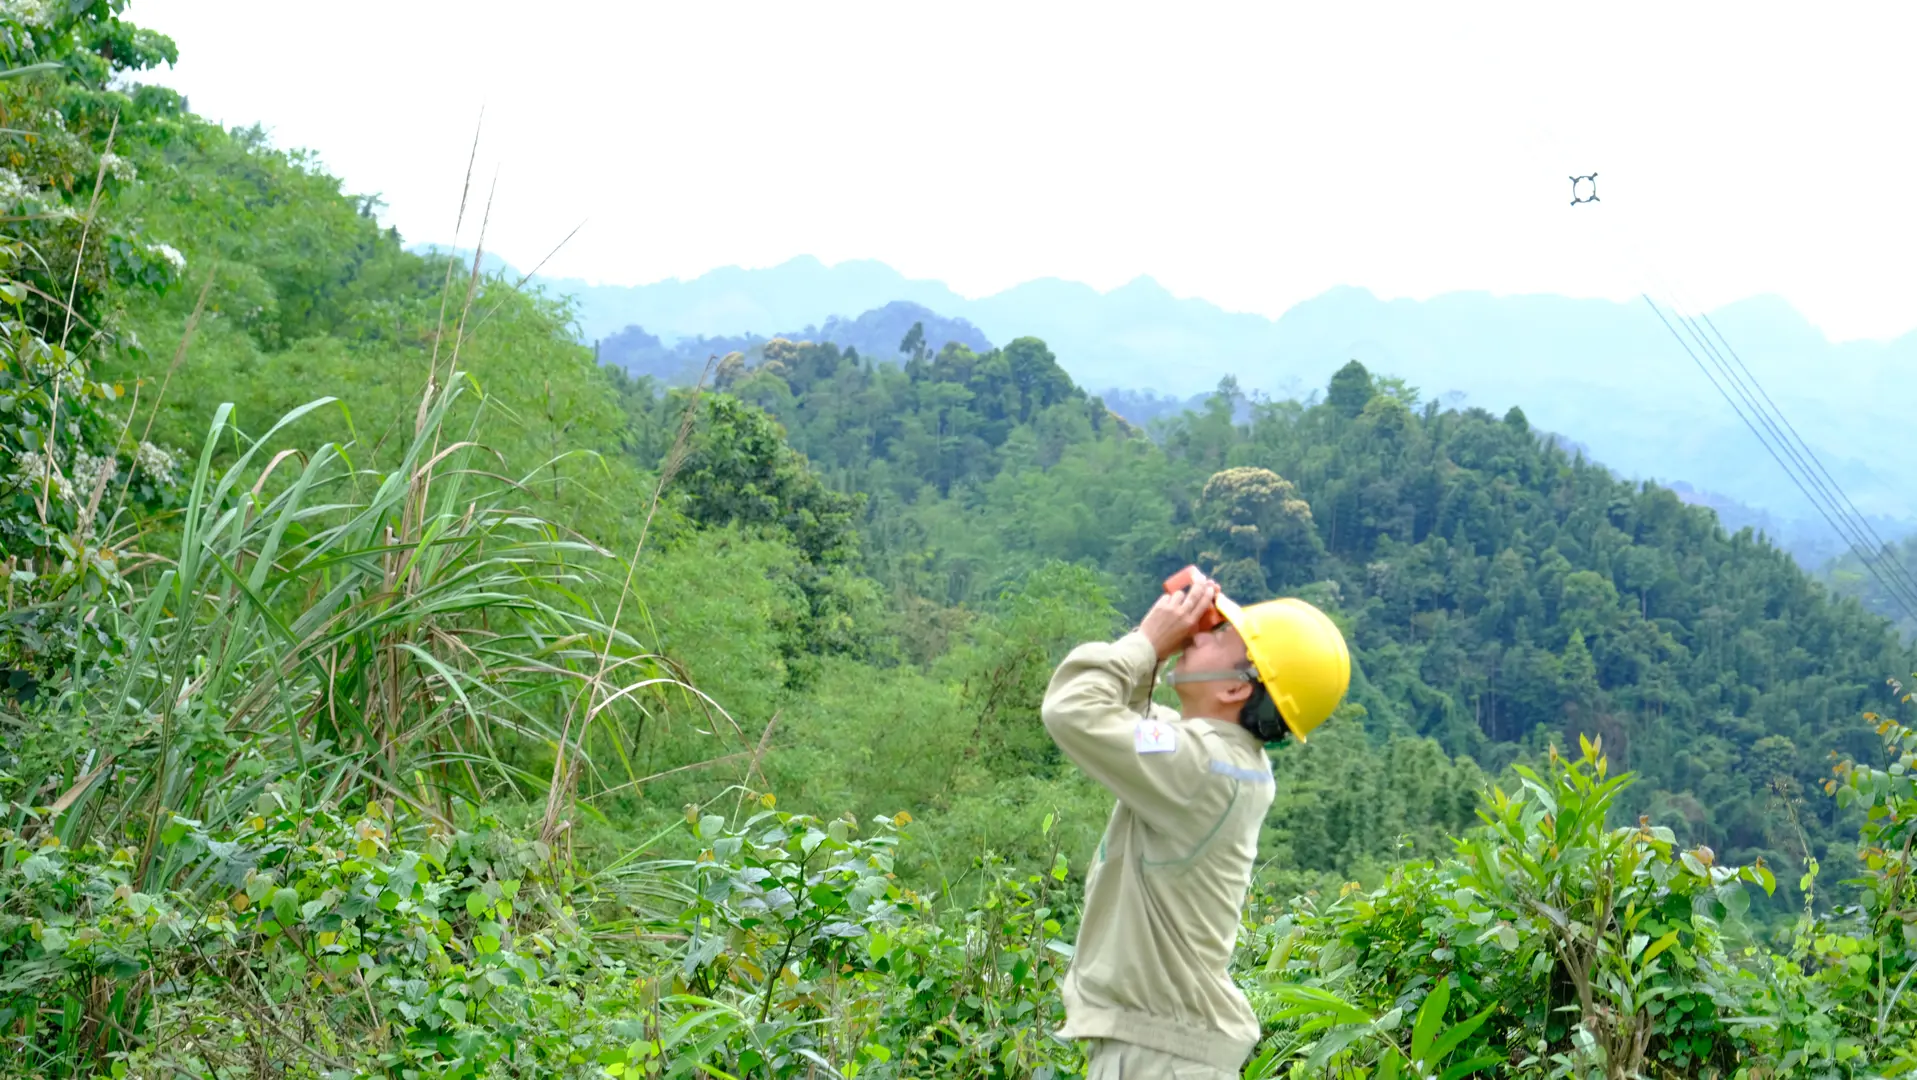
[1170,621,1254,719]
[1176,621,1249,674]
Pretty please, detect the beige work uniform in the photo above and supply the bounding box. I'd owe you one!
[1040,631,1275,1076]
[1086,1038,1238,1079]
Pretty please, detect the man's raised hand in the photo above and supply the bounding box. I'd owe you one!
[1139,579,1220,662]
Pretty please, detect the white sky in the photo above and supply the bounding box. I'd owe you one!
[128,1,1917,341]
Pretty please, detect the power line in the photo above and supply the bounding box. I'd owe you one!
[1671,308,1898,591]
[1657,297,1917,623]
[1641,294,1917,625]
[1667,298,1917,617]
[1569,187,1916,622]
[1695,311,1917,608]
[1674,304,1917,618]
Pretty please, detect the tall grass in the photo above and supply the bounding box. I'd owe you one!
[8,370,694,891]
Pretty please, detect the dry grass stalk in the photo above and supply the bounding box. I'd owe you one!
[540,355,718,848]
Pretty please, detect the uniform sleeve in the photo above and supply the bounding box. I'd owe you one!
[1041,632,1223,847]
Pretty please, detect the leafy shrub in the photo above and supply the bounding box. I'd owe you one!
[1237,698,1917,1080]
[0,787,1091,1079]
[1,794,642,1078]
[651,798,1083,1079]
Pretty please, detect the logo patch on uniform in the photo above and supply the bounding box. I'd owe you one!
[1134,720,1177,754]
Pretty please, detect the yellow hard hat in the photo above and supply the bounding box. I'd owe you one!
[1215,595,1350,742]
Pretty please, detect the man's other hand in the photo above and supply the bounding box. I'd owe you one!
[1139,579,1220,662]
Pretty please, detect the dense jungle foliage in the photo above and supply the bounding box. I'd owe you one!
[3,4,1917,1077]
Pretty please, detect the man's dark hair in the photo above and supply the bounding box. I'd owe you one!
[1237,660,1289,744]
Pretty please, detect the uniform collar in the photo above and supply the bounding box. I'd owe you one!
[1189,714,1261,752]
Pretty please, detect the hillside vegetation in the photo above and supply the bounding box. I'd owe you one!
[3,5,1917,1078]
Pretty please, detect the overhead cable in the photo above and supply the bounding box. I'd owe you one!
[1697,310,1917,608]
[1667,295,1917,617]
[1642,294,1917,625]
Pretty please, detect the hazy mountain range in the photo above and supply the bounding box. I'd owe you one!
[594,301,992,384]
[432,249,1915,565]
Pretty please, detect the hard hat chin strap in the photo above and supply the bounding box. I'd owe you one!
[1163,669,1256,687]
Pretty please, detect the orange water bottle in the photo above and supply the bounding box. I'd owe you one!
[1163,565,1226,630]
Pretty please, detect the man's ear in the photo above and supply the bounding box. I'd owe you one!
[1220,679,1253,705]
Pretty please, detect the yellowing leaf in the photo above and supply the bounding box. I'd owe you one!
[1640,930,1680,968]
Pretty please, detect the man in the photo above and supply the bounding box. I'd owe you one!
[1041,577,1351,1079]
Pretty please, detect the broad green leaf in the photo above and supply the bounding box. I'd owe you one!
[0,62,64,81]
[1428,1005,1496,1065]
[1305,1024,1371,1071]
[1412,979,1450,1061]
[271,887,299,928]
[1440,1053,1506,1080]
[1640,929,1681,968]
[1716,883,1750,918]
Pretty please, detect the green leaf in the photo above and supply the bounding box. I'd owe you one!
[0,62,64,81]
[1640,929,1681,968]
[1305,1024,1371,1071]
[1271,986,1372,1026]
[271,887,299,928]
[1440,1053,1506,1080]
[1715,883,1750,918]
[1428,1005,1496,1065]
[1412,978,1450,1061]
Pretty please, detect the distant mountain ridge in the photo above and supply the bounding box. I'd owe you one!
[428,248,1916,535]
[793,301,992,361]
[595,300,991,384]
